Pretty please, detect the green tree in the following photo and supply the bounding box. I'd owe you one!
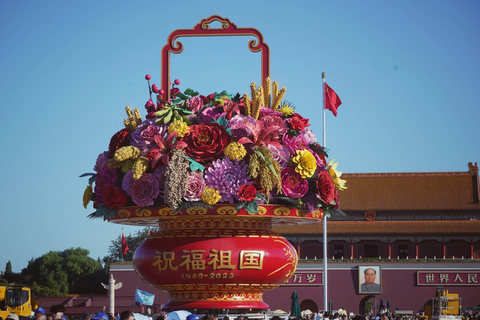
[5,261,12,275]
[21,247,105,296]
[106,228,157,261]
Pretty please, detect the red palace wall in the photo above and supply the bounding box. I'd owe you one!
[110,261,480,314]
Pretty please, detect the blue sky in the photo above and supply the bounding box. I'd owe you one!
[1,0,479,273]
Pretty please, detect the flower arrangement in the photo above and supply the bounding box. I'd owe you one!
[81,75,346,218]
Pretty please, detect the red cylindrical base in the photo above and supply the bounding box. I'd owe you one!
[133,206,298,311]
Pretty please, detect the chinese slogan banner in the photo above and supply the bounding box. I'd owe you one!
[281,270,323,286]
[417,271,480,286]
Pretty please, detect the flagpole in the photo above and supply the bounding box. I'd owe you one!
[322,72,326,148]
[322,72,328,313]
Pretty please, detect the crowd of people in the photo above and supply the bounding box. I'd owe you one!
[3,306,478,320]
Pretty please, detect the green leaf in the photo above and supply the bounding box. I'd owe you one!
[88,176,97,185]
[244,201,258,214]
[175,92,189,100]
[186,157,205,171]
[104,208,119,219]
[79,173,96,178]
[184,88,198,96]
[235,202,245,212]
[163,112,172,123]
[254,193,266,201]
[94,204,110,217]
[326,207,347,217]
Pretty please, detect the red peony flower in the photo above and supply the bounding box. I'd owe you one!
[170,87,180,96]
[237,184,257,202]
[182,123,231,163]
[288,113,310,131]
[317,170,335,204]
[101,185,129,209]
[108,128,131,157]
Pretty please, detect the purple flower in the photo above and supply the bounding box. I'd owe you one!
[200,107,226,124]
[281,166,308,199]
[227,115,256,139]
[267,143,291,167]
[129,173,160,207]
[130,119,167,149]
[94,151,110,172]
[94,166,118,203]
[121,169,134,196]
[302,192,319,213]
[183,170,205,202]
[186,96,203,113]
[205,157,251,203]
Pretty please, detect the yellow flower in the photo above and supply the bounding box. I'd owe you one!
[224,142,247,160]
[201,187,222,205]
[83,185,93,209]
[168,120,189,138]
[292,149,317,178]
[327,159,347,191]
[279,104,295,116]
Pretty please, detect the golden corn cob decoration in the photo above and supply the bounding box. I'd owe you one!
[114,146,140,162]
[123,106,142,131]
[132,156,149,180]
[272,81,278,105]
[107,158,124,169]
[263,77,271,108]
[250,82,257,102]
[272,87,286,110]
[243,93,251,117]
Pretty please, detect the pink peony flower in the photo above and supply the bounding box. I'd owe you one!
[282,133,309,155]
[267,143,291,168]
[281,166,308,199]
[300,128,317,145]
[129,173,160,207]
[183,170,205,202]
[186,96,203,113]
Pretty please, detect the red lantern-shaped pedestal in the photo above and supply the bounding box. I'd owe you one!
[109,205,322,312]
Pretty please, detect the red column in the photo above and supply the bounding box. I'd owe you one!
[388,240,392,259]
[415,240,419,259]
[297,238,301,259]
[350,240,354,259]
[443,240,446,259]
[471,240,474,259]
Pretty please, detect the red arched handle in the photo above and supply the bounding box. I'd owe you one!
[160,15,270,101]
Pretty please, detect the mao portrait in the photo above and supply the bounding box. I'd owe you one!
[358,265,381,294]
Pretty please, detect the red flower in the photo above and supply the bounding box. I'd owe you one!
[237,184,257,202]
[288,113,310,131]
[317,170,335,204]
[108,128,130,157]
[170,87,180,96]
[182,123,231,163]
[101,185,129,209]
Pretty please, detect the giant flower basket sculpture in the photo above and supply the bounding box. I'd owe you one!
[82,15,346,312]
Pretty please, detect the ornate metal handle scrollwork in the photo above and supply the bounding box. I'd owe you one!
[161,15,270,100]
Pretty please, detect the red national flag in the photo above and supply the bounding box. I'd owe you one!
[324,83,342,117]
[121,232,129,258]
